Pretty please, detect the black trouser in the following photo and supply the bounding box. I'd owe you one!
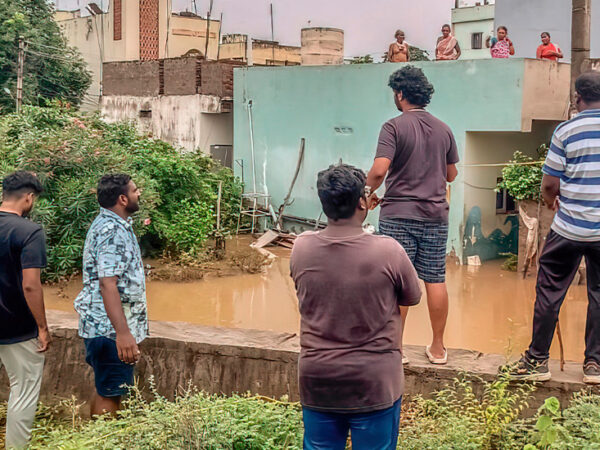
[527,230,600,364]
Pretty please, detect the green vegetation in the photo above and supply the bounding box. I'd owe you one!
[501,253,518,272]
[408,46,431,62]
[0,0,91,112]
[0,105,242,281]
[348,55,374,64]
[2,376,600,449]
[496,145,548,202]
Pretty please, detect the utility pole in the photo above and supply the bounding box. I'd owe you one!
[571,0,591,112]
[16,38,25,114]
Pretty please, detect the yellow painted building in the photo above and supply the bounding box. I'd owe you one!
[219,34,300,66]
[55,0,221,109]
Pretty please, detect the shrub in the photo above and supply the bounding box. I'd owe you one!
[496,146,548,202]
[26,388,303,449]
[0,105,242,281]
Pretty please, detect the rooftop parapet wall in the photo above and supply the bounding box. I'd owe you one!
[103,57,244,97]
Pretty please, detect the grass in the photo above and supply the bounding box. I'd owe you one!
[2,377,600,449]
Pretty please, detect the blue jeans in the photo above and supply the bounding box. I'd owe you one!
[302,397,402,450]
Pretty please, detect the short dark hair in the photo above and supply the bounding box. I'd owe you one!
[2,171,43,200]
[497,25,508,32]
[541,31,550,38]
[388,65,435,107]
[442,24,451,30]
[576,71,600,103]
[97,174,132,208]
[317,164,366,221]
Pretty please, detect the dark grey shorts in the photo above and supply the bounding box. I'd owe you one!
[379,218,448,284]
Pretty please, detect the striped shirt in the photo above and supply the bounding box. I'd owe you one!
[543,108,600,242]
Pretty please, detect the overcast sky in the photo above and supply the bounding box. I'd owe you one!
[54,0,458,58]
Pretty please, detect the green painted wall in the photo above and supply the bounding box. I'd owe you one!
[233,59,529,255]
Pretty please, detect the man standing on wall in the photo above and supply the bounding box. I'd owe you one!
[75,174,148,416]
[366,65,459,365]
[0,171,50,449]
[291,164,421,449]
[508,71,600,384]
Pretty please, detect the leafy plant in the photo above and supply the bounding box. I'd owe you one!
[348,54,374,64]
[0,105,242,281]
[25,386,303,449]
[496,145,548,202]
[0,0,91,112]
[409,46,430,61]
[398,372,535,449]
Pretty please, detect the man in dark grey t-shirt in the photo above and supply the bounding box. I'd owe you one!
[366,66,459,366]
[291,164,421,449]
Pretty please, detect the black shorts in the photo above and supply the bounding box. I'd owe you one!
[84,336,135,398]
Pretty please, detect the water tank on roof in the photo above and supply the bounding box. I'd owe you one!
[301,27,344,66]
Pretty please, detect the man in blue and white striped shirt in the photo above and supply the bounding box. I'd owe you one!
[510,71,600,384]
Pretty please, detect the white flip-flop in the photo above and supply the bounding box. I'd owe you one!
[426,346,448,365]
[402,354,409,365]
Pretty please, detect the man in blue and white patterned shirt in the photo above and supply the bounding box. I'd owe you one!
[509,71,600,385]
[75,174,147,416]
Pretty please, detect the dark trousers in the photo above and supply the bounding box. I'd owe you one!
[528,230,600,364]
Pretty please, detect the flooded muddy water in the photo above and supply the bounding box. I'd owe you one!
[45,252,588,362]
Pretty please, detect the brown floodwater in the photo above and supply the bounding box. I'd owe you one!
[45,251,588,362]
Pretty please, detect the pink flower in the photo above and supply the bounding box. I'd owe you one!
[144,218,152,226]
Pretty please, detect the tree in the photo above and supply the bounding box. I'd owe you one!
[348,55,374,64]
[408,46,430,62]
[0,0,91,113]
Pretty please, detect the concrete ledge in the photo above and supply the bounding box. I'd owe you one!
[1,311,596,412]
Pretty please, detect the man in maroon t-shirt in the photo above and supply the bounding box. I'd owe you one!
[291,164,421,449]
[366,66,459,365]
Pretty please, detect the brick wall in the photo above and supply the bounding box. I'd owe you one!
[198,60,242,97]
[163,57,198,95]
[103,60,161,96]
[139,0,159,60]
[114,0,122,41]
[102,58,244,97]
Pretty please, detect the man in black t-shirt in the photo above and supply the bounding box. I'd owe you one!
[0,171,50,449]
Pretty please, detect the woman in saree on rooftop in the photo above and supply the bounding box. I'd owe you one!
[436,24,461,60]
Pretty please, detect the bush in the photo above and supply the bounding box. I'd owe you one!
[25,388,303,449]
[496,146,548,202]
[0,105,242,281]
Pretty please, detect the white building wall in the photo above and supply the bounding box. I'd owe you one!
[101,94,233,153]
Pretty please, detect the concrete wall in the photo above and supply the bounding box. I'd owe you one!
[0,311,589,416]
[232,59,569,258]
[452,5,495,60]
[101,95,232,152]
[494,0,600,62]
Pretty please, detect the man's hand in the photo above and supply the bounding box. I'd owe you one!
[368,193,381,210]
[116,331,140,365]
[552,196,560,211]
[37,327,51,352]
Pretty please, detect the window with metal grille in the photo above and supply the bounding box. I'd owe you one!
[471,32,483,50]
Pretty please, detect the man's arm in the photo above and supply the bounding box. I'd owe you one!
[22,268,50,352]
[366,158,392,209]
[406,44,411,61]
[100,276,139,364]
[541,174,560,210]
[447,164,458,183]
